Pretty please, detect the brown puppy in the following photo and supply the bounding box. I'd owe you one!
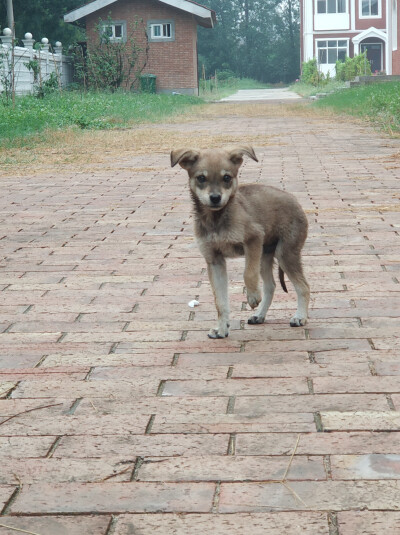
[171,146,310,339]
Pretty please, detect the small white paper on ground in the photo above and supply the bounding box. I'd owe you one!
[188,299,200,308]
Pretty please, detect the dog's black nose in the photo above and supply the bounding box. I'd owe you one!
[210,194,221,205]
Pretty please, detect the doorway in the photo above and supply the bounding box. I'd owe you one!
[360,41,383,73]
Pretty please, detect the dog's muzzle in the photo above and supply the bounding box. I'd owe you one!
[209,193,222,206]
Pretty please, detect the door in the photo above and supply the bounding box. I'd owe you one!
[360,42,383,73]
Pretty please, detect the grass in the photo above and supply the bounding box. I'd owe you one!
[0,90,203,148]
[290,79,347,97]
[313,81,400,133]
[200,77,272,100]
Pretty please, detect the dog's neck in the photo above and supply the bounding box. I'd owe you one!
[191,192,232,233]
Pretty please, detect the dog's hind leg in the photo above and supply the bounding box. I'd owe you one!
[207,257,230,338]
[276,248,310,327]
[248,253,275,325]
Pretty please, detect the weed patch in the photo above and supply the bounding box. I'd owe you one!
[313,82,400,133]
[0,91,203,147]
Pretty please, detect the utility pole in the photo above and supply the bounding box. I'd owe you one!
[6,0,15,30]
[6,0,15,105]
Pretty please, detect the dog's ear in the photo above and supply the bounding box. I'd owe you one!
[227,146,258,165]
[170,149,200,170]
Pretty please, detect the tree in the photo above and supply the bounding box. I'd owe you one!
[0,0,84,48]
[198,0,300,83]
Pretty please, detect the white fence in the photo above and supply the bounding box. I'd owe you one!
[0,28,73,96]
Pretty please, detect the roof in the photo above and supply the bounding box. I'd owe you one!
[352,26,387,45]
[64,0,216,28]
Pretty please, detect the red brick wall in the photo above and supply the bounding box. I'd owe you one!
[355,0,386,31]
[393,3,400,74]
[86,0,199,93]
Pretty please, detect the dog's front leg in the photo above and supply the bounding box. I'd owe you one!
[244,237,263,309]
[207,257,230,339]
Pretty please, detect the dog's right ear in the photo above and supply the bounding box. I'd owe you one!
[170,149,200,170]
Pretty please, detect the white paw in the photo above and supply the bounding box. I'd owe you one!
[290,315,307,327]
[248,314,265,325]
[208,323,229,339]
[247,289,262,309]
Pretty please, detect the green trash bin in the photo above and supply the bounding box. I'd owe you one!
[140,74,157,93]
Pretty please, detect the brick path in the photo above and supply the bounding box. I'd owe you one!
[0,104,400,534]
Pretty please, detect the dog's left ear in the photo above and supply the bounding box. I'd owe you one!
[170,148,200,170]
[227,146,258,165]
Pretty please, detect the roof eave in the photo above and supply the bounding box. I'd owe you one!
[64,0,216,27]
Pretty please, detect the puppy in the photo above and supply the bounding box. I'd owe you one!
[170,146,310,339]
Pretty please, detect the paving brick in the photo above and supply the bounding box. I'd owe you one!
[0,414,148,436]
[0,458,135,484]
[331,454,400,480]
[231,361,371,378]
[177,351,310,367]
[245,339,372,352]
[74,396,228,416]
[337,511,400,534]
[41,351,173,367]
[313,377,400,394]
[233,394,390,414]
[151,412,315,433]
[235,432,400,455]
[56,434,229,458]
[11,378,160,398]
[89,365,229,381]
[162,378,309,397]
[0,515,111,535]
[114,513,330,534]
[136,455,326,481]
[320,411,400,431]
[12,482,215,514]
[219,480,400,512]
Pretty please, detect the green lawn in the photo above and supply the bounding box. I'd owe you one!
[290,79,347,98]
[200,77,272,100]
[313,81,400,133]
[0,91,203,147]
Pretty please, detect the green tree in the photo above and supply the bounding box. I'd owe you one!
[0,0,84,48]
[198,0,300,83]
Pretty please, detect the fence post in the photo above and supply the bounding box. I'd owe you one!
[41,37,49,82]
[22,32,35,94]
[1,27,13,47]
[54,41,63,87]
[1,28,13,101]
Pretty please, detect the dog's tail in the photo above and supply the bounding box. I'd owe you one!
[279,266,288,293]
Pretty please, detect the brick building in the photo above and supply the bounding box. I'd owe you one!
[301,0,400,76]
[65,0,216,94]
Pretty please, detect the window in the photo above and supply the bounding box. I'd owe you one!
[317,40,347,63]
[151,23,171,39]
[317,0,346,13]
[101,21,126,42]
[361,0,380,17]
[148,20,175,41]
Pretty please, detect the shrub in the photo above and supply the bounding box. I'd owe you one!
[301,58,326,86]
[335,52,372,81]
[72,16,149,91]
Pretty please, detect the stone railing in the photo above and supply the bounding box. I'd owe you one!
[0,28,73,95]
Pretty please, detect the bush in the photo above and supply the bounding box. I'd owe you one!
[301,58,326,86]
[335,52,372,81]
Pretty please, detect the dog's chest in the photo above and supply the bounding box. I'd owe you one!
[205,230,245,258]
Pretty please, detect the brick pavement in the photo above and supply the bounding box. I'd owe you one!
[0,103,399,534]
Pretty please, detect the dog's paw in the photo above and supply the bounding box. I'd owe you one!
[208,327,229,339]
[247,289,262,309]
[290,315,307,327]
[248,314,265,325]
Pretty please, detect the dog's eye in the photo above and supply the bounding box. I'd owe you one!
[223,174,232,183]
[197,175,207,184]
